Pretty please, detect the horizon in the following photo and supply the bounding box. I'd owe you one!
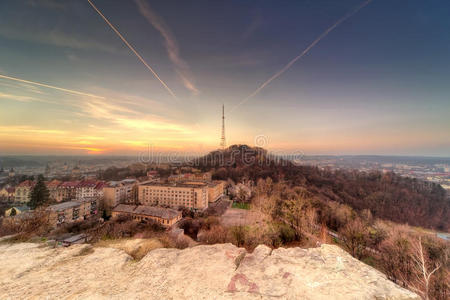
[1,0,449,156]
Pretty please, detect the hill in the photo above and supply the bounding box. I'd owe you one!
[197,145,450,230]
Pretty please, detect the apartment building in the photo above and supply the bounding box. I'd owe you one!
[207,181,225,202]
[15,180,35,203]
[103,179,137,212]
[47,197,98,227]
[0,187,15,201]
[58,181,80,202]
[46,179,62,202]
[182,180,225,203]
[138,182,208,210]
[75,180,99,200]
[112,204,181,227]
[168,172,212,182]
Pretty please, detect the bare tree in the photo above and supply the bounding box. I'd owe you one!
[409,237,441,300]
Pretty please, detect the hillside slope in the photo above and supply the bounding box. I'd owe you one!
[199,145,449,230]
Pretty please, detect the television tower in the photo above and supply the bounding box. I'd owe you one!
[220,104,226,149]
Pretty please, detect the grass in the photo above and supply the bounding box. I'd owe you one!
[232,202,251,210]
[95,238,163,260]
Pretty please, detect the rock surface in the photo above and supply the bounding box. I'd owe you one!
[0,242,419,299]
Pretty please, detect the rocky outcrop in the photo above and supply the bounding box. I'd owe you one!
[0,242,419,299]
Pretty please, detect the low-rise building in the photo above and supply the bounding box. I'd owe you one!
[0,187,15,201]
[15,180,35,203]
[138,182,208,210]
[47,197,98,227]
[111,204,181,227]
[4,206,30,217]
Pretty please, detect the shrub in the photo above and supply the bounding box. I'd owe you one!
[198,225,230,244]
[278,224,296,244]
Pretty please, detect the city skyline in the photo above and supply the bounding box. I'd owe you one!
[1,0,449,156]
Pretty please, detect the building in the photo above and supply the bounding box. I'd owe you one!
[94,181,106,198]
[15,180,35,203]
[138,182,208,210]
[45,179,62,202]
[47,197,98,227]
[8,168,15,177]
[103,179,137,212]
[0,187,15,201]
[168,172,212,182]
[111,204,181,227]
[71,165,81,177]
[181,180,225,203]
[4,206,30,217]
[207,181,225,203]
[48,201,83,226]
[58,181,80,202]
[75,180,102,200]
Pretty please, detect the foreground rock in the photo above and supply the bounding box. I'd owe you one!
[0,242,419,299]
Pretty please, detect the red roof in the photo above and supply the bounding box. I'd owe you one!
[94,181,106,190]
[60,181,80,188]
[6,187,15,193]
[17,180,35,188]
[77,180,99,188]
[45,179,61,188]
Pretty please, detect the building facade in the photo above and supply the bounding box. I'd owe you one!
[47,197,98,227]
[111,204,181,227]
[138,182,208,210]
[15,180,35,203]
[46,179,62,202]
[103,179,137,212]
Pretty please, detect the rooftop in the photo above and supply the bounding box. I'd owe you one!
[113,204,181,220]
[140,182,207,188]
[48,201,80,211]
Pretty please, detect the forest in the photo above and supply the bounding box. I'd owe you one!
[200,145,449,230]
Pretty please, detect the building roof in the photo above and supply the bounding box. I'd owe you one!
[45,179,61,188]
[48,201,80,211]
[60,181,80,188]
[113,204,181,220]
[6,187,15,193]
[9,206,30,212]
[140,182,207,188]
[77,180,98,188]
[107,179,136,187]
[94,181,107,190]
[17,180,35,188]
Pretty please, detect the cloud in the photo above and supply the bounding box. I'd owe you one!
[0,26,122,54]
[134,0,199,95]
[0,92,37,103]
[242,10,263,39]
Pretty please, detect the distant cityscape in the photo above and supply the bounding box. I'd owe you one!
[1,155,449,191]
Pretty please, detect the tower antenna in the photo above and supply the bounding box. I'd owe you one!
[220,104,226,149]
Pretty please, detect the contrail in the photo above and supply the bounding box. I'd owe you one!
[87,0,177,99]
[0,74,104,99]
[230,0,373,112]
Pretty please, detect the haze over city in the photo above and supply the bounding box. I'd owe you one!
[0,0,449,156]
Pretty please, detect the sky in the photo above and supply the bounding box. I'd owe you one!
[0,0,449,156]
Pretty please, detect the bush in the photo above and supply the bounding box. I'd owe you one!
[198,225,230,244]
[278,224,296,244]
[0,209,51,241]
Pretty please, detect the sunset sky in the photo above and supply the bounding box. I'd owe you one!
[0,0,449,156]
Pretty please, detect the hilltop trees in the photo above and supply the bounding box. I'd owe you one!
[29,175,49,209]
